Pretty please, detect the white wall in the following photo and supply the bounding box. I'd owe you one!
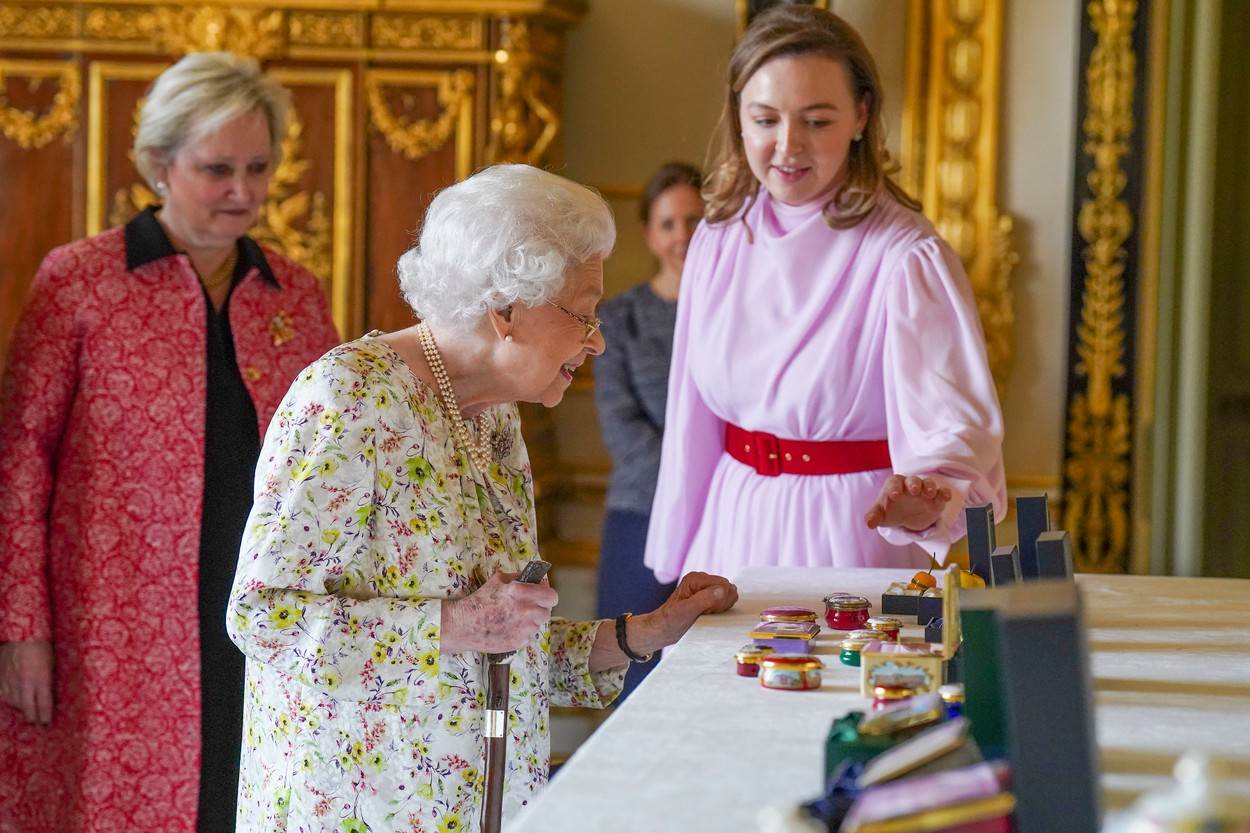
[997,0,1080,490]
[562,0,738,297]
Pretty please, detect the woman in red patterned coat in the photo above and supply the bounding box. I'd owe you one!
[0,52,340,833]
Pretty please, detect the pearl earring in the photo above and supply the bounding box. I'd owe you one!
[505,335,514,343]
[853,131,863,142]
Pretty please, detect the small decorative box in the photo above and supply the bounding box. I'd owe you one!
[939,683,966,718]
[735,644,771,677]
[824,594,872,631]
[759,654,824,691]
[759,606,818,624]
[839,629,879,668]
[750,620,821,654]
[865,616,902,641]
[916,587,945,626]
[872,682,922,710]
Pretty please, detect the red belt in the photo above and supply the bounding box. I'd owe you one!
[725,424,891,477]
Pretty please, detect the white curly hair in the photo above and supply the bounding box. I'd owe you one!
[398,165,616,327]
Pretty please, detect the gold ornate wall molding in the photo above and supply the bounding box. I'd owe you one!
[0,57,79,148]
[487,16,561,166]
[0,3,74,38]
[0,2,539,62]
[371,14,480,50]
[1062,0,1140,573]
[915,0,1017,394]
[366,69,475,167]
[141,7,286,57]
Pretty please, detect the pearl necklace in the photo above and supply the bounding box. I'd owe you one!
[416,321,494,473]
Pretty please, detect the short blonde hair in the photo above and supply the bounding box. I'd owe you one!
[134,52,290,188]
[398,165,616,328]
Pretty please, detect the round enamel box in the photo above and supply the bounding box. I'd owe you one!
[759,654,824,691]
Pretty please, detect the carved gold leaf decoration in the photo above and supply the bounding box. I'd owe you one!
[370,15,479,50]
[366,70,474,162]
[109,108,331,280]
[0,62,80,149]
[109,181,159,229]
[139,6,286,58]
[1063,0,1137,573]
[250,109,331,279]
[487,18,560,166]
[0,5,78,39]
[289,12,361,47]
[978,213,1018,386]
[83,7,149,41]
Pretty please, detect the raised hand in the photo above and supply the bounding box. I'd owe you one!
[864,474,952,532]
[638,572,739,652]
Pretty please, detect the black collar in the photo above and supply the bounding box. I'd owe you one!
[123,205,278,287]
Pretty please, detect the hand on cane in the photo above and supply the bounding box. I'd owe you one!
[440,570,559,654]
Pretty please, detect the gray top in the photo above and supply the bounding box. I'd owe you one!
[594,282,678,515]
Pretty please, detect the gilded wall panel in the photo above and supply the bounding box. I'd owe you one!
[1061,0,1152,573]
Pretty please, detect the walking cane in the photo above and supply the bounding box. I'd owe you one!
[481,559,551,833]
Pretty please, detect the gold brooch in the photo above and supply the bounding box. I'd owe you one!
[268,310,295,346]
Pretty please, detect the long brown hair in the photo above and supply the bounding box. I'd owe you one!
[703,4,919,230]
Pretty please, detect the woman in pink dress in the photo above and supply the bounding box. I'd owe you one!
[644,5,1006,583]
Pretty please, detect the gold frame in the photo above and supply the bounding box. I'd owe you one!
[365,67,476,181]
[85,61,356,336]
[274,66,355,337]
[0,57,80,149]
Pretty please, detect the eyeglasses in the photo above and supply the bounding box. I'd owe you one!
[548,301,602,344]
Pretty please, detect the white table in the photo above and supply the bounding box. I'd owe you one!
[512,567,1250,832]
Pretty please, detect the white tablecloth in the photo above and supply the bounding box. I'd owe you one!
[511,567,1250,832]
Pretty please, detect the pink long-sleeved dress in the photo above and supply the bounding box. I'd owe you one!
[643,191,1007,584]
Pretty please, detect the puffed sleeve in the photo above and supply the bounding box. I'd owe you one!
[227,355,444,705]
[643,223,727,584]
[878,237,1007,560]
[546,619,625,708]
[0,248,82,643]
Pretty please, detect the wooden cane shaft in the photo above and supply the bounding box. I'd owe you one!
[481,661,511,833]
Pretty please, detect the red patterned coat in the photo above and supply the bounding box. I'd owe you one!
[0,213,341,833]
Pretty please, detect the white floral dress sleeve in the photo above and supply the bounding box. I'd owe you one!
[227,351,444,703]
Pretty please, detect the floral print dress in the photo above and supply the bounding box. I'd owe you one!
[227,335,624,833]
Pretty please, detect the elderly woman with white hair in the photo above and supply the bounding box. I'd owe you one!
[0,53,339,833]
[225,164,737,832]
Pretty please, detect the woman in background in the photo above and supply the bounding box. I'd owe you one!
[594,162,703,698]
